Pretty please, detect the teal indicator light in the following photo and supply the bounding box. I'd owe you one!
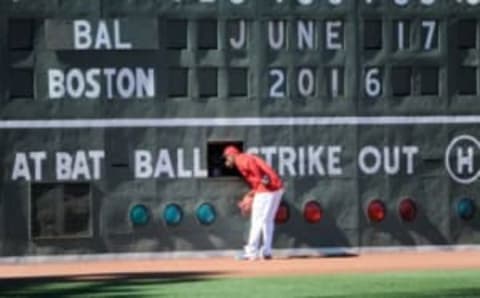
[457,198,476,221]
[163,203,183,226]
[196,203,217,225]
[129,204,150,226]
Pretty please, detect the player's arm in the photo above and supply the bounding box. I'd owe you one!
[245,158,263,190]
[255,157,282,188]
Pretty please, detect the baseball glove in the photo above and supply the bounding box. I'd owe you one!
[237,192,254,217]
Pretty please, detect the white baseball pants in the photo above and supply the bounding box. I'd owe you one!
[244,189,284,258]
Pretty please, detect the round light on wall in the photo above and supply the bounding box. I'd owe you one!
[367,199,386,223]
[398,198,417,222]
[275,201,290,224]
[129,204,150,226]
[457,198,476,221]
[163,203,183,226]
[303,201,323,224]
[196,203,217,226]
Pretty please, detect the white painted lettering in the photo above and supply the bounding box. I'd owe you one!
[358,146,381,175]
[47,67,156,99]
[116,68,136,98]
[29,151,47,181]
[384,146,400,175]
[326,21,342,50]
[135,150,153,178]
[154,149,175,178]
[94,21,112,49]
[457,147,474,174]
[56,152,72,180]
[328,146,342,175]
[279,146,296,176]
[89,150,105,180]
[73,20,91,49]
[85,69,101,99]
[194,148,208,177]
[230,20,246,49]
[268,21,286,50]
[308,146,325,175]
[177,148,193,178]
[403,146,418,175]
[71,151,91,180]
[12,153,31,181]
[113,19,132,49]
[297,20,314,49]
[48,69,65,99]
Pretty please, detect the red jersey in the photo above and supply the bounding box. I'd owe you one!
[234,153,283,193]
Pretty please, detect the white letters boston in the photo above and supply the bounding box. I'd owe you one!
[45,18,157,100]
[48,67,155,99]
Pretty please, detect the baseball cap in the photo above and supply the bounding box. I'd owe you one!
[223,145,241,156]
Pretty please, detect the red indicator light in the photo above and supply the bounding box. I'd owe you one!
[275,201,289,224]
[398,198,417,222]
[304,201,323,224]
[367,199,386,223]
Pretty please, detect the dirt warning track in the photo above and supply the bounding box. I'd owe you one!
[0,251,479,280]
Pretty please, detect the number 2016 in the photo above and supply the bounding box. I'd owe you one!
[268,68,342,98]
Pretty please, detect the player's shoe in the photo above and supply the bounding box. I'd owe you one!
[235,253,257,261]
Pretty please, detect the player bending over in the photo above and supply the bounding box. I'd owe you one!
[223,146,284,260]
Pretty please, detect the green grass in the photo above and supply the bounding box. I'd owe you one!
[1,270,480,298]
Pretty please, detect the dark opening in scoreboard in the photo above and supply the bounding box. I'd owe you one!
[2,0,480,115]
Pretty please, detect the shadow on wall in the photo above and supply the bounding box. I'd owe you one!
[361,200,450,246]
[274,202,354,253]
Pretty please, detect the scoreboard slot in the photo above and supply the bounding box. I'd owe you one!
[457,66,477,96]
[228,68,248,97]
[391,66,412,96]
[197,19,218,50]
[9,69,34,99]
[197,68,218,98]
[456,19,477,49]
[166,19,188,50]
[8,19,34,50]
[168,67,189,97]
[364,19,383,50]
[418,67,438,96]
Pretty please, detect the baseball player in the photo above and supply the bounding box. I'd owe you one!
[223,145,284,260]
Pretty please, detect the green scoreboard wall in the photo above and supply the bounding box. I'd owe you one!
[0,0,480,256]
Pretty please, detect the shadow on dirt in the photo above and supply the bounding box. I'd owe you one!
[0,271,223,297]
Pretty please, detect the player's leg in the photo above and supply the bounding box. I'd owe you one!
[243,192,270,259]
[260,189,284,258]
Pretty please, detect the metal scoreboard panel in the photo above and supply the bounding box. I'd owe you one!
[0,0,480,256]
